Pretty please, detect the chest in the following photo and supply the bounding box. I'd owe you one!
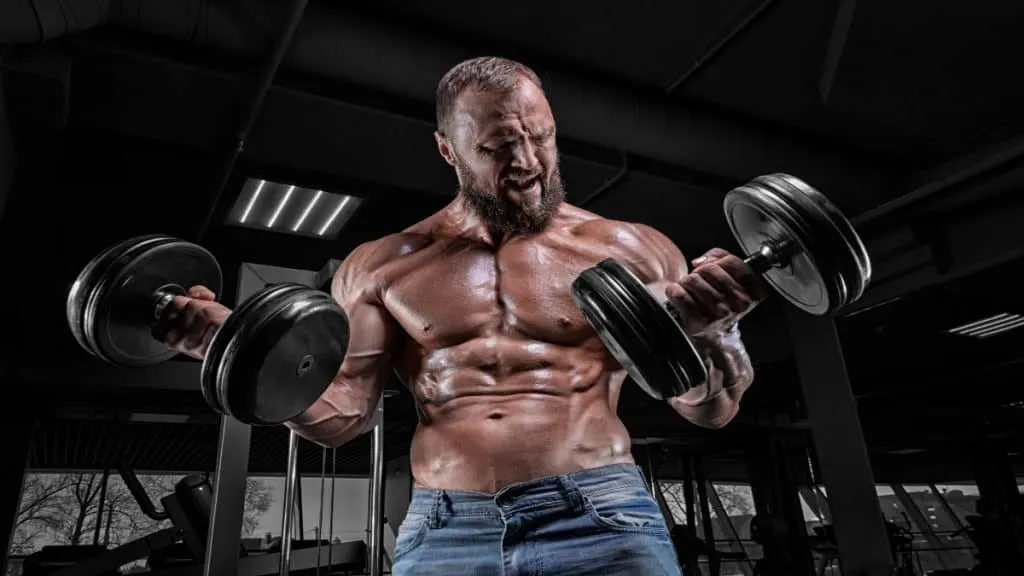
[382,240,618,347]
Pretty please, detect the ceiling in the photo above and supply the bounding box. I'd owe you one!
[2,0,1023,483]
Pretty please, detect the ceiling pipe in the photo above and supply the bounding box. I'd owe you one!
[664,0,779,95]
[0,0,892,205]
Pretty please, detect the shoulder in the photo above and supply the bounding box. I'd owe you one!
[565,210,688,283]
[331,232,434,303]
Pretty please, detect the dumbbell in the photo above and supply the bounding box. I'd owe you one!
[570,173,872,400]
[65,235,349,425]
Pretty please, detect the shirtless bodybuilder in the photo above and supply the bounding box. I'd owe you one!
[163,57,766,575]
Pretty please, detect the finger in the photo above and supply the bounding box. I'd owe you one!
[178,304,202,343]
[691,247,732,267]
[696,263,753,314]
[169,295,191,314]
[680,273,731,319]
[715,255,768,301]
[188,285,217,301]
[666,284,710,327]
[162,328,181,348]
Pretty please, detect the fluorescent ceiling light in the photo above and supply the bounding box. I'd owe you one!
[227,178,361,239]
[946,313,1024,339]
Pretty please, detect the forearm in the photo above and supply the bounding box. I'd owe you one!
[285,361,389,448]
[666,325,754,428]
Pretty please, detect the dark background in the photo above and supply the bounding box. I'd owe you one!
[1,0,1022,484]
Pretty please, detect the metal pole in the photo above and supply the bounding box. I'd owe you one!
[295,467,305,541]
[317,447,327,574]
[367,404,386,576]
[328,447,337,567]
[92,467,110,545]
[279,430,300,576]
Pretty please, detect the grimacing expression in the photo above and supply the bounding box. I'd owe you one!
[437,78,566,235]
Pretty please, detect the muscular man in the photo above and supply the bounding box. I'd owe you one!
[166,57,766,575]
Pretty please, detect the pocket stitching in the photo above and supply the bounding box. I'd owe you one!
[393,516,430,561]
[583,495,668,535]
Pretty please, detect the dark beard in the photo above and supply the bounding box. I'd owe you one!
[458,164,566,236]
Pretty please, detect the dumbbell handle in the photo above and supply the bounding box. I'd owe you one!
[150,285,188,326]
[742,240,794,275]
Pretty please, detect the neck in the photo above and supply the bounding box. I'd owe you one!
[442,193,524,247]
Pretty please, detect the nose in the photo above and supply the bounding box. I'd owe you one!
[510,138,539,172]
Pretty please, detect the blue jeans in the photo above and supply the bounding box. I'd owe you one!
[392,463,682,575]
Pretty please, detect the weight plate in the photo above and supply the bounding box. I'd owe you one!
[80,236,222,366]
[201,283,296,416]
[727,174,871,314]
[204,284,349,425]
[67,235,165,358]
[777,175,872,303]
[724,177,839,315]
[572,259,708,400]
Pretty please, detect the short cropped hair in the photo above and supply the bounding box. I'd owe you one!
[435,56,544,135]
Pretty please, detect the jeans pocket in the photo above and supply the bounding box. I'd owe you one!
[584,486,669,534]
[393,512,430,561]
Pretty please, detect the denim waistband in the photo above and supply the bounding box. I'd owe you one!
[406,463,650,522]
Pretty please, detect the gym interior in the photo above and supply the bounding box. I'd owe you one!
[2,1,1023,575]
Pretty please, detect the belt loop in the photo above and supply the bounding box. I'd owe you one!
[428,490,444,528]
[557,475,586,514]
[635,465,652,494]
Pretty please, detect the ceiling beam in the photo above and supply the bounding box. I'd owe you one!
[847,184,1024,314]
[51,0,896,206]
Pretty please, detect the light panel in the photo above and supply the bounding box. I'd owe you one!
[946,313,1024,339]
[227,178,361,239]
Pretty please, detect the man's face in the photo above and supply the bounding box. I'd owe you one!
[436,78,565,235]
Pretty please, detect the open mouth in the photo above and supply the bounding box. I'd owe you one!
[503,176,541,198]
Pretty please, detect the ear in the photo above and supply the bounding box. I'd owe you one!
[435,131,457,167]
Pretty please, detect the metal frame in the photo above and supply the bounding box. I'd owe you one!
[367,402,386,576]
[279,430,301,576]
[890,484,955,570]
[203,416,252,576]
[706,482,755,576]
[786,310,894,574]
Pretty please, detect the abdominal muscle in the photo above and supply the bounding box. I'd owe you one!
[398,335,636,493]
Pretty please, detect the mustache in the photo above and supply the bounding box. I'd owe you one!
[501,172,543,185]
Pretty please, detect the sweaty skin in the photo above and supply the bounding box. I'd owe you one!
[285,200,758,493]
[164,72,763,494]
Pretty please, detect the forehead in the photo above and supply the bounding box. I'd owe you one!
[452,79,554,136]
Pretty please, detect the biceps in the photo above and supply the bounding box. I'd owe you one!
[336,299,401,385]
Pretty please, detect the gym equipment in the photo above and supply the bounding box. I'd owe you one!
[65,235,350,425]
[201,283,348,425]
[66,235,222,367]
[25,465,365,576]
[571,173,872,400]
[24,466,211,576]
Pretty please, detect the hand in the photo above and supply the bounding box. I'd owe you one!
[666,248,767,337]
[157,285,231,360]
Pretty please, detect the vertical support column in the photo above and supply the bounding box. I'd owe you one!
[203,416,251,576]
[786,310,893,576]
[971,442,1024,572]
[367,399,386,576]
